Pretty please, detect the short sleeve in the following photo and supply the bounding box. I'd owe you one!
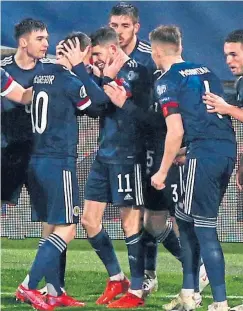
[65,73,91,111]
[155,79,180,118]
[0,68,17,96]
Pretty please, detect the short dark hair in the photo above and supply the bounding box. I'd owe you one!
[62,31,91,52]
[14,18,47,41]
[109,2,139,23]
[225,29,243,44]
[149,25,182,47]
[90,27,119,47]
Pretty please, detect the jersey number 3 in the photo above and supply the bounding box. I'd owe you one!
[31,91,48,134]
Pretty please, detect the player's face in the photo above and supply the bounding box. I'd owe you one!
[109,15,140,49]
[224,42,243,76]
[24,29,49,59]
[92,44,113,70]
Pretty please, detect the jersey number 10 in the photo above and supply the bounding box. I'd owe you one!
[31,91,48,134]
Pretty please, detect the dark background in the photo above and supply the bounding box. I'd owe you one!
[1,1,243,80]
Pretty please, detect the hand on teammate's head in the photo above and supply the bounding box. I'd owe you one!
[57,37,91,67]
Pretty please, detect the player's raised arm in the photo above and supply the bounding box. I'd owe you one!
[56,33,112,117]
[0,68,32,104]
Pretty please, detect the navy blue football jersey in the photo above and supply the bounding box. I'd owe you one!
[1,55,54,147]
[0,68,16,96]
[97,58,151,164]
[31,64,92,158]
[128,39,167,156]
[155,61,237,158]
[129,39,157,78]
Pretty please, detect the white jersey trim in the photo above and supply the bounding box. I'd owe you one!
[0,80,17,97]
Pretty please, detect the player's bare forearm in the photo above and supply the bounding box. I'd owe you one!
[159,129,183,174]
[159,114,184,175]
[151,116,183,190]
[21,87,33,104]
[7,84,32,104]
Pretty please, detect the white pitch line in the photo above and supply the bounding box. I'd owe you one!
[1,292,243,299]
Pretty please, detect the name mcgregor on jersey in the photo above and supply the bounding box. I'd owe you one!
[34,75,55,84]
[179,67,210,77]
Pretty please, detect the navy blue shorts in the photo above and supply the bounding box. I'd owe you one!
[144,163,183,216]
[28,157,80,224]
[145,149,183,215]
[1,141,32,204]
[84,158,145,206]
[176,156,235,227]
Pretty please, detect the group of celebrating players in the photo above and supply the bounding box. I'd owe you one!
[1,2,243,311]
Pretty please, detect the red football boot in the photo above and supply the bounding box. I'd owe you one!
[15,285,54,311]
[96,278,130,305]
[46,292,85,307]
[107,292,145,308]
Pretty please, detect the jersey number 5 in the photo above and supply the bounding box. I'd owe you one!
[31,91,48,134]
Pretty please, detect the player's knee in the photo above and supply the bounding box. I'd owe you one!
[144,222,167,237]
[53,224,76,244]
[122,218,141,237]
[42,222,55,238]
[81,215,100,232]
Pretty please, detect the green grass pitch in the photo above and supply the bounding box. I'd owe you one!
[1,239,243,311]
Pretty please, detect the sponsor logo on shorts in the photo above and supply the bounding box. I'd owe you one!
[73,206,80,216]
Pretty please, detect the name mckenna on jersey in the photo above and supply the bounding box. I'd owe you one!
[34,75,55,84]
[179,66,210,77]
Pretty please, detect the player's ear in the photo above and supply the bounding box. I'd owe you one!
[134,23,140,35]
[19,37,28,48]
[109,44,117,55]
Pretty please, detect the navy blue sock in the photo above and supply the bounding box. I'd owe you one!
[126,232,144,290]
[195,226,226,301]
[39,237,65,289]
[143,229,158,271]
[59,248,66,288]
[177,219,200,290]
[88,228,121,276]
[28,233,66,296]
[158,222,182,262]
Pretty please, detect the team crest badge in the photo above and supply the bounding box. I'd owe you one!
[73,206,80,216]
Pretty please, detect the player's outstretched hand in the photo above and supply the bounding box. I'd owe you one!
[62,37,90,67]
[103,51,126,79]
[151,171,167,190]
[104,83,127,108]
[203,92,230,115]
